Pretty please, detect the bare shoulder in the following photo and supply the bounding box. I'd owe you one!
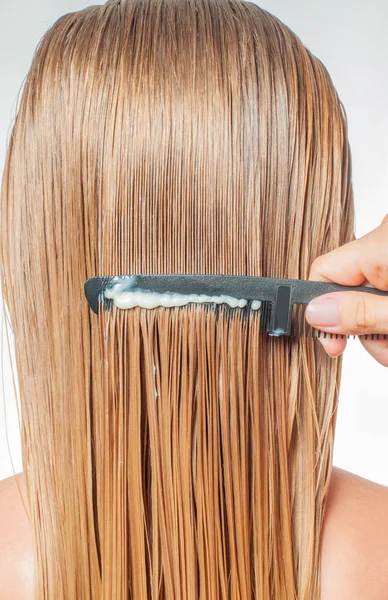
[1,469,388,599]
[0,473,34,600]
[321,467,388,600]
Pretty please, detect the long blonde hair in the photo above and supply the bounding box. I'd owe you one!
[1,0,354,597]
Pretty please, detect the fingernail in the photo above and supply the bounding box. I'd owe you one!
[317,336,344,358]
[306,297,340,327]
[318,337,334,352]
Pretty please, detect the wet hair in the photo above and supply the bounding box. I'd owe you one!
[1,0,354,597]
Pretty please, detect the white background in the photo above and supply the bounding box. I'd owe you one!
[0,0,387,484]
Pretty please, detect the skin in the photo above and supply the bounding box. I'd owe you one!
[0,474,34,600]
[306,213,388,365]
[321,468,388,600]
[1,468,388,599]
[2,219,388,598]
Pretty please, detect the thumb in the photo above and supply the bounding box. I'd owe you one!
[305,291,388,336]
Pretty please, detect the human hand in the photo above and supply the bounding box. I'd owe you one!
[305,214,388,366]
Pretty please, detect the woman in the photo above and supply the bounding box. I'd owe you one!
[1,0,388,598]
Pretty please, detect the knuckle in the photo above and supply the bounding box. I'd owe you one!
[368,263,388,291]
[352,294,377,334]
[377,349,388,368]
[309,256,321,275]
[360,339,388,368]
[311,255,325,269]
[309,254,331,279]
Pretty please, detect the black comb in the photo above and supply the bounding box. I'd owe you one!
[84,274,388,341]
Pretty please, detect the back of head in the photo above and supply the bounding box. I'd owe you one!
[0,0,355,597]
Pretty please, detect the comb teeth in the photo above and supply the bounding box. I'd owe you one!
[259,301,388,340]
[260,300,271,334]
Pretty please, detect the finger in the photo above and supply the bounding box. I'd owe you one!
[305,291,388,336]
[317,335,347,358]
[358,336,388,367]
[307,216,388,357]
[308,217,388,291]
